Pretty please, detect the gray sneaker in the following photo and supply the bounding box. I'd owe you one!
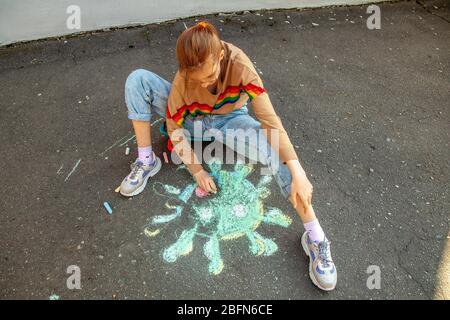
[120,156,162,197]
[301,231,337,291]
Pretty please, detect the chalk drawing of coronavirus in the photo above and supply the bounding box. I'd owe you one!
[144,159,292,275]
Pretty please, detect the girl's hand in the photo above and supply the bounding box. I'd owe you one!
[290,170,313,212]
[193,169,217,194]
[285,160,313,211]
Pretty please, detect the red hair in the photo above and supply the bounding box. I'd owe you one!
[176,20,223,77]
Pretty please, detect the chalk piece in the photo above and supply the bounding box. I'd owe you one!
[125,147,130,155]
[115,186,121,193]
[163,152,169,163]
[103,202,113,215]
[195,186,209,198]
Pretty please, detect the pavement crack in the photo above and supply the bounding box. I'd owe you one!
[70,48,79,65]
[416,0,450,24]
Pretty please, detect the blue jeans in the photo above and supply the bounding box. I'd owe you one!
[125,69,293,199]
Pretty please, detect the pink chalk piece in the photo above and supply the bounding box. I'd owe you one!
[163,152,169,164]
[195,186,209,198]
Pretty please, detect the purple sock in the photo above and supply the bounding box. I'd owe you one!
[304,219,325,243]
[138,146,155,166]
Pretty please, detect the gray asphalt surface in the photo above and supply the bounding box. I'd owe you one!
[0,0,449,299]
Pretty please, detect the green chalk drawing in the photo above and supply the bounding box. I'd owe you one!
[144,159,292,275]
[150,182,196,224]
[163,185,181,195]
[49,294,60,300]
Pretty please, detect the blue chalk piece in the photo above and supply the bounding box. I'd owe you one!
[103,202,113,215]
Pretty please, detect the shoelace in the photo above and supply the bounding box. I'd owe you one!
[129,161,145,180]
[318,241,332,268]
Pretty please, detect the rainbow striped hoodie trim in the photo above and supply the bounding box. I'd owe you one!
[167,83,266,126]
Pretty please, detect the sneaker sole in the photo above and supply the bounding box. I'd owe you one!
[301,232,336,292]
[120,157,162,197]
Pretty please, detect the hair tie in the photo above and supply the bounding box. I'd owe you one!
[197,21,208,29]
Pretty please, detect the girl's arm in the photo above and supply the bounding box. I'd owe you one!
[166,117,203,175]
[286,159,313,211]
[166,117,217,193]
[251,92,299,164]
[250,88,313,211]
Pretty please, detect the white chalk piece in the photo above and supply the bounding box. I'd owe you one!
[125,147,130,155]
